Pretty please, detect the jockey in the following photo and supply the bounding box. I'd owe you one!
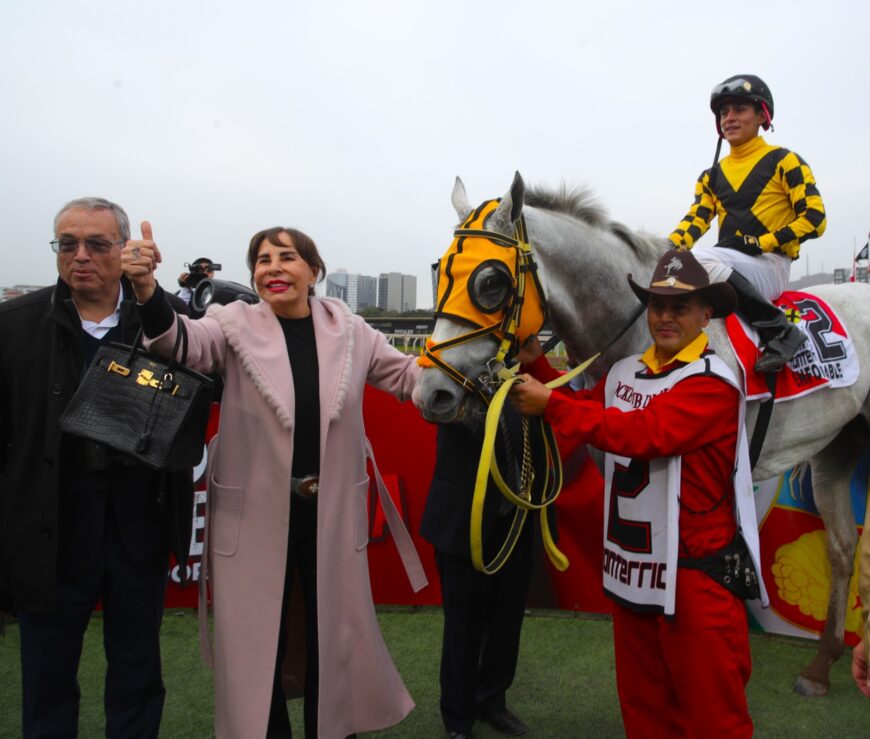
[668,74,827,373]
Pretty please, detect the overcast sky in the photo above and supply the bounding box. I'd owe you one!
[2,0,867,307]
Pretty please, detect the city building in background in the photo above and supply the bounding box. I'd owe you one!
[325,270,378,313]
[378,272,416,312]
[325,270,349,304]
[356,275,378,311]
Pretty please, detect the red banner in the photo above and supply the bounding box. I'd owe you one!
[165,388,611,612]
[165,386,868,643]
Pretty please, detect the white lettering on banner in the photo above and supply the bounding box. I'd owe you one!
[193,444,208,484]
[170,560,201,584]
[165,484,208,584]
[190,490,206,557]
[602,546,667,590]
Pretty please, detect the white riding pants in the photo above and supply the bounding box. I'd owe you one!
[692,245,792,301]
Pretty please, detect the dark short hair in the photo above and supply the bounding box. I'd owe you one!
[245,227,327,295]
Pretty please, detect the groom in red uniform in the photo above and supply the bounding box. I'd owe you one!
[510,249,767,738]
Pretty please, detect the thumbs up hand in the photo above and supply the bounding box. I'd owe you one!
[122,221,162,303]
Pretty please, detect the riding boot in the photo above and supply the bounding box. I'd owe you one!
[726,271,807,373]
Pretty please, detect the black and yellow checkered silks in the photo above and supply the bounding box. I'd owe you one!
[669,137,826,259]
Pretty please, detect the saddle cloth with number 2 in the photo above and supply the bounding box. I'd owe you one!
[725,290,859,402]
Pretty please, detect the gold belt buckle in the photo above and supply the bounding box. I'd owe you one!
[295,474,319,498]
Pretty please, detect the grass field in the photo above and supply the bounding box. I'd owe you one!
[1,607,867,738]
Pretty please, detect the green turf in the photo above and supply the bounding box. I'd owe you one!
[1,608,867,738]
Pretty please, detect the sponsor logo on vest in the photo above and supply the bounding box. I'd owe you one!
[614,380,668,410]
[603,546,667,590]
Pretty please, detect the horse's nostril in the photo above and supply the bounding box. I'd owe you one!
[431,388,457,411]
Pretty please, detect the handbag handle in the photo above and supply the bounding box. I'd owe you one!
[135,315,192,456]
[125,314,189,373]
[172,316,190,367]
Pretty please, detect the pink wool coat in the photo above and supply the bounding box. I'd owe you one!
[146,296,427,739]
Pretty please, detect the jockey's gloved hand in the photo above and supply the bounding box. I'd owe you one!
[715,235,763,257]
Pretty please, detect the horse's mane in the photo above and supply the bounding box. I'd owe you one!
[525,183,666,258]
[524,183,608,228]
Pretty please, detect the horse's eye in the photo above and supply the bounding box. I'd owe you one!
[469,261,513,313]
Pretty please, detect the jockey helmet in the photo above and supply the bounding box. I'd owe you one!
[710,74,774,132]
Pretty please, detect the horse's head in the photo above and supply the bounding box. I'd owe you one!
[416,172,546,424]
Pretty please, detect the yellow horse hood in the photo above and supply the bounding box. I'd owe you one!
[433,199,545,345]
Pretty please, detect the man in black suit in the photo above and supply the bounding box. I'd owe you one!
[0,197,192,738]
[421,404,539,738]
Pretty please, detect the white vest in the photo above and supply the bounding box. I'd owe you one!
[602,352,768,615]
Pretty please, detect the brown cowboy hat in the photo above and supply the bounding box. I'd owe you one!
[627,248,737,318]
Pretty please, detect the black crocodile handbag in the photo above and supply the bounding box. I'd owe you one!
[59,317,214,470]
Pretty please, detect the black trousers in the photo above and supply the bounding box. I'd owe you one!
[435,520,534,734]
[267,496,319,739]
[18,497,168,739]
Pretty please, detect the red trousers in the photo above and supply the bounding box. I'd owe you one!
[612,568,752,739]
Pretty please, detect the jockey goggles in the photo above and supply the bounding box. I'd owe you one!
[418,199,547,384]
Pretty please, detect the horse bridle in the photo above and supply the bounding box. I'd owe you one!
[420,205,548,405]
[422,199,649,574]
[418,202,567,573]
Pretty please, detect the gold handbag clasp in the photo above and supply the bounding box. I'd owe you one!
[107,361,131,377]
[135,368,181,395]
[136,369,162,389]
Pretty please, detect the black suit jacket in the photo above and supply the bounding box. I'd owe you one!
[0,277,191,611]
[421,406,552,561]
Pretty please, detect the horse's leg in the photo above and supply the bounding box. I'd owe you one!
[793,438,860,697]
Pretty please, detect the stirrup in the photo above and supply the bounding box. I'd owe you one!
[753,325,807,373]
[754,350,791,374]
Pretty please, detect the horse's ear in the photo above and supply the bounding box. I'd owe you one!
[452,177,473,222]
[509,170,525,223]
[490,171,525,235]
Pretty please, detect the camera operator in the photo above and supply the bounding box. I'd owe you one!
[176,257,219,308]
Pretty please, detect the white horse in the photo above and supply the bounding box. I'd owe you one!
[416,172,870,696]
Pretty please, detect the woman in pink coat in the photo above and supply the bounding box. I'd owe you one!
[122,223,427,738]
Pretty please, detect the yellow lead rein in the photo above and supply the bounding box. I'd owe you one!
[469,350,601,574]
[545,351,601,389]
